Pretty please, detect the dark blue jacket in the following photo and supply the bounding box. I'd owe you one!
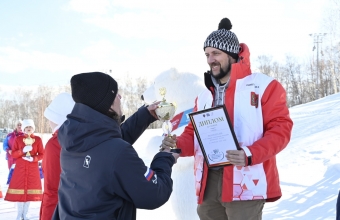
[337,190,340,220]
[52,103,175,220]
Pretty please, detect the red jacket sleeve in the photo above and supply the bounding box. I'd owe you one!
[32,137,44,162]
[176,98,198,157]
[40,136,61,220]
[11,137,25,158]
[249,80,293,164]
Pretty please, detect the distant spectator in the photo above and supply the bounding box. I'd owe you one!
[5,119,44,220]
[3,121,24,169]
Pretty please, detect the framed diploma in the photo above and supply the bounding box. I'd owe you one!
[189,105,241,168]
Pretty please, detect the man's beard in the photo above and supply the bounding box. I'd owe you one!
[211,58,232,81]
[106,109,122,124]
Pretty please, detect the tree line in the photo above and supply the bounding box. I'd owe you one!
[257,0,339,107]
[0,74,162,133]
[1,49,339,133]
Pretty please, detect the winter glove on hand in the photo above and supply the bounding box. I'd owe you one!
[22,157,33,162]
[23,145,33,153]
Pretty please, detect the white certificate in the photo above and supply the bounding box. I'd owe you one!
[189,106,240,167]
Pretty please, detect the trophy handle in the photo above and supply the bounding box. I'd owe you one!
[168,134,181,154]
[170,148,182,154]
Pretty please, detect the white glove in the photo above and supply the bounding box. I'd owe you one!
[22,157,33,162]
[23,145,33,153]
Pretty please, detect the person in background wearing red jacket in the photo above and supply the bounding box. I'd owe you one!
[3,120,24,169]
[39,92,75,220]
[5,119,44,220]
[161,17,293,220]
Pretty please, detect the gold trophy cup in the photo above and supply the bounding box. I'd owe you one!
[155,88,181,154]
[23,135,35,158]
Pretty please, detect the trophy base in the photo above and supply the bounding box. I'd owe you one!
[170,148,182,154]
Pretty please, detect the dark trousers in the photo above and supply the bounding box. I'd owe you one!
[337,191,340,220]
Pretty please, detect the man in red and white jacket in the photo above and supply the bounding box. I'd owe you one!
[162,17,293,220]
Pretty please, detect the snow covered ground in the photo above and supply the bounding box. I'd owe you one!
[0,93,339,219]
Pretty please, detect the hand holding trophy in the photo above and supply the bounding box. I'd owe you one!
[23,135,35,158]
[155,87,181,154]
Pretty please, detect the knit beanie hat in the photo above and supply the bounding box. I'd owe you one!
[203,18,241,60]
[44,92,75,132]
[22,119,35,132]
[71,72,118,115]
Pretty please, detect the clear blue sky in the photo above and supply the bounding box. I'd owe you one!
[0,0,329,88]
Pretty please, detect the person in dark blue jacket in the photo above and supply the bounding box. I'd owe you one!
[52,72,179,220]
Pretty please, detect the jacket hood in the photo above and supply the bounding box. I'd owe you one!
[58,103,122,153]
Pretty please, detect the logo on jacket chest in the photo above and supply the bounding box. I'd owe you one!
[250,92,259,108]
[83,155,91,168]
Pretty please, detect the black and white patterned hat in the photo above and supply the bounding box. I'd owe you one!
[203,18,241,59]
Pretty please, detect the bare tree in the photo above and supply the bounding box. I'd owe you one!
[114,73,151,121]
[15,88,34,120]
[57,84,71,94]
[322,0,340,93]
[257,55,273,77]
[34,86,53,133]
[0,100,16,128]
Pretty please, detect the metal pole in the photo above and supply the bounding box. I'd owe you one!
[310,33,327,99]
[316,34,319,99]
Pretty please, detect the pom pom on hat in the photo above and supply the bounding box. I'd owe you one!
[44,92,75,132]
[204,17,240,60]
[22,119,35,132]
[218,18,232,30]
[71,72,118,115]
